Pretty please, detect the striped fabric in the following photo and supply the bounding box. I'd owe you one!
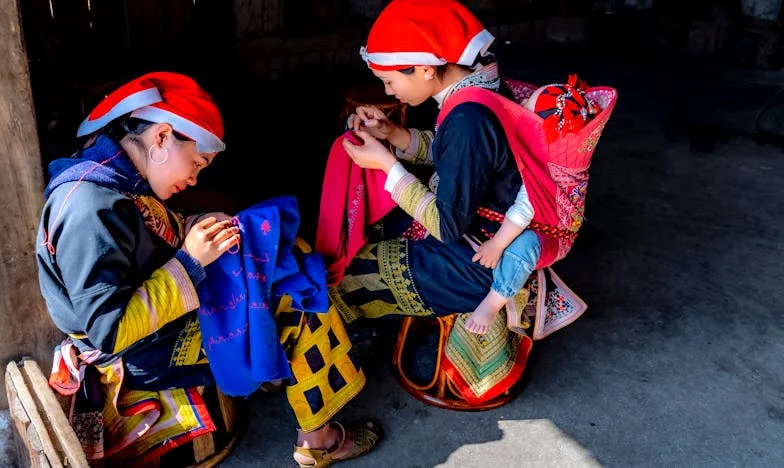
[396,128,435,166]
[112,257,200,354]
[390,173,442,240]
[95,357,215,465]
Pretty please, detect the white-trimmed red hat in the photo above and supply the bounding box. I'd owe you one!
[360,0,494,71]
[76,72,226,153]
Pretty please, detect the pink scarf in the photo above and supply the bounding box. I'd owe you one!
[316,131,398,286]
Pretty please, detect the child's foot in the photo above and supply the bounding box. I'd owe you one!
[464,290,508,335]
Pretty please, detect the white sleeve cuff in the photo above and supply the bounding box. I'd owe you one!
[384,162,409,193]
[506,209,532,229]
[506,183,535,228]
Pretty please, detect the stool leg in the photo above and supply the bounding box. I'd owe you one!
[433,315,456,400]
[393,317,440,391]
[192,433,216,464]
[435,372,448,400]
[217,390,236,433]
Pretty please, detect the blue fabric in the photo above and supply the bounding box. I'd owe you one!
[45,135,151,197]
[197,196,329,397]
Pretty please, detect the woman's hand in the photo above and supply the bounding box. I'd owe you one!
[347,105,398,140]
[182,217,239,267]
[184,211,232,233]
[347,105,412,150]
[342,130,398,172]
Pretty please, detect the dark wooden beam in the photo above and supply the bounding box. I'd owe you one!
[0,0,61,409]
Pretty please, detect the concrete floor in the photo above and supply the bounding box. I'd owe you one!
[221,47,784,467]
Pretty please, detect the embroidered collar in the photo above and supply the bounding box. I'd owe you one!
[433,62,501,108]
[45,135,151,198]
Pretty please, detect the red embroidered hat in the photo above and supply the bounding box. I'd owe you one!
[360,0,495,71]
[76,72,225,153]
[529,75,600,143]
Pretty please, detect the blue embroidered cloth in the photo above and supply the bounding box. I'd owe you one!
[197,196,329,396]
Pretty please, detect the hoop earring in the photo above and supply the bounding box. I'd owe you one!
[148,144,169,165]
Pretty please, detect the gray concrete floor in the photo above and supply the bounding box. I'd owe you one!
[221,48,784,467]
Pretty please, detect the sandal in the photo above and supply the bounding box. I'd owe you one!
[293,420,382,468]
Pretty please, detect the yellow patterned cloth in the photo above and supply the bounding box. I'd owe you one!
[96,359,215,465]
[89,299,366,465]
[331,241,434,322]
[112,256,202,354]
[64,312,216,466]
[278,296,366,431]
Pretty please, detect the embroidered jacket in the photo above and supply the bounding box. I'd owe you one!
[36,135,211,389]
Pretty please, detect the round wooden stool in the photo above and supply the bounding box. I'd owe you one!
[391,315,525,411]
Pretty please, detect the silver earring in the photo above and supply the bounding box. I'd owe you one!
[424,74,434,81]
[148,144,169,165]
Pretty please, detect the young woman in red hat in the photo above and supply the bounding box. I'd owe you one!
[335,0,527,329]
[333,0,531,402]
[332,0,616,403]
[37,72,380,466]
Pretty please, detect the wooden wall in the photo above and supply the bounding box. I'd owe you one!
[19,0,234,167]
[0,0,61,409]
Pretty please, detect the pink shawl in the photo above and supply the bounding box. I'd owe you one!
[315,131,398,286]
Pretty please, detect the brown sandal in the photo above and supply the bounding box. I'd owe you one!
[293,420,382,468]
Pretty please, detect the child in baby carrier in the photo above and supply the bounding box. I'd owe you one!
[465,75,600,334]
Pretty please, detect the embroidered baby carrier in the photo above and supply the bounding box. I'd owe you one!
[437,79,618,268]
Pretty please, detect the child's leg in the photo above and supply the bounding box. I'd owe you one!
[465,230,542,334]
[492,230,541,298]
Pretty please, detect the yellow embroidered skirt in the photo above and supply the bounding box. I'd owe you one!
[329,237,530,405]
[85,301,364,466]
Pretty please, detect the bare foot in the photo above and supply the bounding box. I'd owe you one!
[464,290,508,334]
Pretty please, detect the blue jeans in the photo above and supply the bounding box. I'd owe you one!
[491,229,542,298]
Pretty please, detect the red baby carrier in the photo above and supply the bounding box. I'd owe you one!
[438,78,618,268]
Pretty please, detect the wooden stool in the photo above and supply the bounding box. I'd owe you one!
[157,385,245,468]
[391,315,524,411]
[5,359,244,467]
